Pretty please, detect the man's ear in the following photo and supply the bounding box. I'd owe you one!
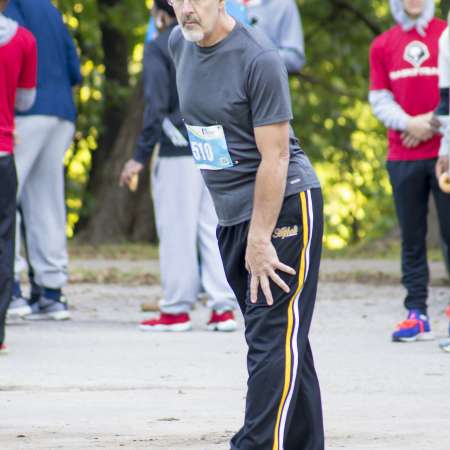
[155,11,167,30]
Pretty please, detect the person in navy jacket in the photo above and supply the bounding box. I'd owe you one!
[5,0,82,321]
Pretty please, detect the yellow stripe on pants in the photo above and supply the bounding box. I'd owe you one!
[272,192,309,450]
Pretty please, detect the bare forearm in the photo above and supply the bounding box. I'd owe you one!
[248,158,289,243]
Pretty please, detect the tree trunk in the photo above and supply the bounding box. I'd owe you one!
[441,0,450,17]
[77,81,157,243]
[76,0,130,233]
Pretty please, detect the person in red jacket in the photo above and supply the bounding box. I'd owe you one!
[0,0,36,353]
[369,0,450,343]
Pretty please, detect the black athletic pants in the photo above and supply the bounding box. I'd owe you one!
[387,159,450,313]
[217,189,324,450]
[0,155,17,346]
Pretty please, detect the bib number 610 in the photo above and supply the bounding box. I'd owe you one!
[191,142,214,161]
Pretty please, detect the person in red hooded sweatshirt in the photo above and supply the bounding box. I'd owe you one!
[369,0,450,344]
[0,0,36,353]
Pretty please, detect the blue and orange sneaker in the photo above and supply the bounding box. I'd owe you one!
[392,310,434,343]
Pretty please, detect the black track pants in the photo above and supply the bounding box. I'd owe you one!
[217,189,325,450]
[0,156,17,345]
[387,159,450,313]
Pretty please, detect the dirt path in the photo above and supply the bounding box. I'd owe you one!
[1,277,450,450]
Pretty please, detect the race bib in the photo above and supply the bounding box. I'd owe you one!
[185,124,234,171]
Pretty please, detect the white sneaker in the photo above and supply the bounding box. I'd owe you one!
[207,310,238,332]
[7,297,32,319]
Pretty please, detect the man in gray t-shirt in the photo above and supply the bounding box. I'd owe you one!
[168,1,324,449]
[169,23,319,226]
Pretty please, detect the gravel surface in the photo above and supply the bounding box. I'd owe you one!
[1,271,450,449]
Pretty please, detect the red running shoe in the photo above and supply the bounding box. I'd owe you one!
[207,310,237,332]
[140,313,192,332]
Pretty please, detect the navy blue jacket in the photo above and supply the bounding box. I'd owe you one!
[134,23,189,163]
[5,0,82,122]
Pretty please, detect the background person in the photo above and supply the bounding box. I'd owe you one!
[5,0,82,321]
[120,0,237,332]
[0,0,36,352]
[238,0,305,73]
[436,18,450,353]
[369,0,450,343]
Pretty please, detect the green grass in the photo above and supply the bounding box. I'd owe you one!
[68,241,159,260]
[69,268,159,285]
[323,240,446,262]
[68,240,446,264]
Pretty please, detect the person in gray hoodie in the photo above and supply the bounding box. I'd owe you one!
[120,0,237,332]
[0,0,36,352]
[237,0,305,74]
[369,0,450,343]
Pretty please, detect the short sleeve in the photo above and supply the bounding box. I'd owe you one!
[369,37,391,91]
[247,50,293,127]
[18,30,37,89]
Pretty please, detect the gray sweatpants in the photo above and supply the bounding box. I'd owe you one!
[152,156,236,314]
[14,116,74,289]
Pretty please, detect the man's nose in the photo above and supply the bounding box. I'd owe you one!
[181,0,195,15]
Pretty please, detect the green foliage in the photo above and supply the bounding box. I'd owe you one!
[53,0,150,236]
[289,0,400,248]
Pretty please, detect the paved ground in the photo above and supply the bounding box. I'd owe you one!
[1,261,450,450]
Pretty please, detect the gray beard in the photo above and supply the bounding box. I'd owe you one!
[181,26,205,43]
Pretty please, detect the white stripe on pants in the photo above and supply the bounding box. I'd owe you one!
[14,115,74,289]
[152,156,236,314]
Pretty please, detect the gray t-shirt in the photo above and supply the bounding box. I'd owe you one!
[169,21,320,226]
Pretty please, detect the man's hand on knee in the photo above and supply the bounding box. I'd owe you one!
[245,238,296,306]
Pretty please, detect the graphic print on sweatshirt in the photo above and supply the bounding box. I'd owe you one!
[389,40,435,81]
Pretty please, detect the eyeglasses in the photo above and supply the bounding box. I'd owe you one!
[167,0,207,7]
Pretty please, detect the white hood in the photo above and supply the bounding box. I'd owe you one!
[389,0,435,36]
[0,14,18,45]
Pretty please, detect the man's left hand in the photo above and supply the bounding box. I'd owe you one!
[436,155,449,179]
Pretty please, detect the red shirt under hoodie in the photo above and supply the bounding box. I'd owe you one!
[370,18,446,160]
[0,17,36,154]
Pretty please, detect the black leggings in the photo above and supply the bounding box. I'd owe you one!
[387,158,450,313]
[0,155,17,345]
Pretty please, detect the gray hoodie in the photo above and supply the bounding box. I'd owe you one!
[0,12,17,45]
[245,0,305,73]
[390,0,435,37]
[369,0,435,132]
[0,13,35,112]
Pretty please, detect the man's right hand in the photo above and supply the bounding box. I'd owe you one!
[119,159,144,188]
[401,132,421,149]
[245,236,296,306]
[405,112,437,143]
